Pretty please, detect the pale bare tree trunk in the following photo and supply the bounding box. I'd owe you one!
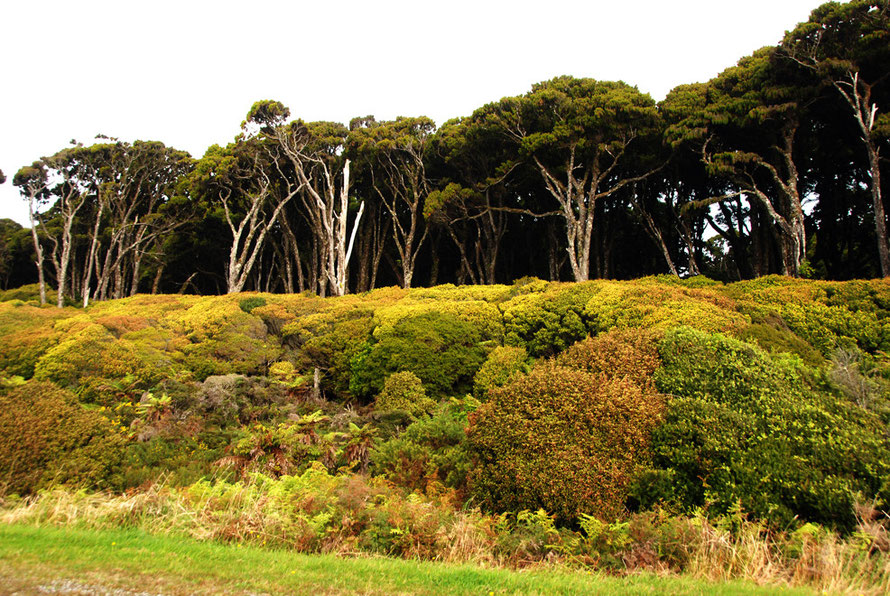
[25,190,48,305]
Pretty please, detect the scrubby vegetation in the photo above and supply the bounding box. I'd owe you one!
[2,276,890,592]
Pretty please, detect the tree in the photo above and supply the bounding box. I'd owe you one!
[14,150,90,307]
[663,48,816,276]
[426,115,519,284]
[486,77,665,281]
[782,0,890,275]
[190,136,297,295]
[250,101,364,297]
[13,164,50,304]
[78,139,195,304]
[348,116,434,288]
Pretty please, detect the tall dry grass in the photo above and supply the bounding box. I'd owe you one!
[2,477,889,594]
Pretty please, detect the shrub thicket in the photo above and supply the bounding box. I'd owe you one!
[374,371,436,417]
[646,327,890,530]
[350,311,487,398]
[472,346,529,399]
[371,404,472,494]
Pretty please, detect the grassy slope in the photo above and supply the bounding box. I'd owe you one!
[0,523,813,596]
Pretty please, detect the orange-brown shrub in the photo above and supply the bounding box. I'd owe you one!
[556,329,661,388]
[0,381,125,494]
[467,358,665,524]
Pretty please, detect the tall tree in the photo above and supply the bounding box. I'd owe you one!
[189,136,297,295]
[486,77,665,281]
[248,101,364,297]
[13,163,51,304]
[663,48,816,276]
[782,0,890,275]
[79,139,195,304]
[14,150,90,307]
[348,116,434,288]
[426,115,520,284]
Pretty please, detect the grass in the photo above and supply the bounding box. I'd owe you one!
[0,523,814,595]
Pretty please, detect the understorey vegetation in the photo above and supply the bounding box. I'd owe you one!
[1,276,890,592]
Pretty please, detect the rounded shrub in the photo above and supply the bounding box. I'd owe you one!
[646,327,890,530]
[473,346,529,399]
[350,311,487,399]
[0,381,125,494]
[467,359,665,524]
[375,371,436,417]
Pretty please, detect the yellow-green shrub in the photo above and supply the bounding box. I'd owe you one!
[350,311,488,399]
[0,302,67,378]
[583,280,746,335]
[375,371,436,417]
[648,327,890,530]
[473,346,529,399]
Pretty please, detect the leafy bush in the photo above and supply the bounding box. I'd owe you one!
[555,328,661,388]
[583,279,746,335]
[473,346,529,399]
[374,371,436,417]
[0,381,125,494]
[371,404,472,494]
[350,311,487,399]
[283,305,375,399]
[501,283,599,357]
[646,327,890,530]
[239,295,267,313]
[468,354,665,524]
[0,302,66,378]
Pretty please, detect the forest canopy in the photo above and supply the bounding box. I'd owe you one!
[1,1,889,305]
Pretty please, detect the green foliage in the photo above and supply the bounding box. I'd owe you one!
[0,381,125,494]
[501,283,600,357]
[0,302,66,378]
[647,327,890,530]
[737,314,823,366]
[238,296,267,314]
[468,331,666,523]
[371,404,472,493]
[473,346,529,399]
[283,304,375,399]
[728,278,890,356]
[584,279,747,335]
[33,321,156,402]
[0,283,46,303]
[350,311,487,399]
[375,371,436,418]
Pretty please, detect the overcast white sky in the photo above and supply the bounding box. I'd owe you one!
[0,0,828,226]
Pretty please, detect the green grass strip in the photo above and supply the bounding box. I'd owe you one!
[0,523,813,595]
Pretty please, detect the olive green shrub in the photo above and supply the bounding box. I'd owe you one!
[374,371,436,417]
[350,311,487,398]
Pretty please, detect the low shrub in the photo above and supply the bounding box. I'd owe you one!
[0,381,126,494]
[467,358,665,524]
[371,404,472,494]
[501,283,599,357]
[472,346,529,399]
[350,311,487,399]
[374,371,436,418]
